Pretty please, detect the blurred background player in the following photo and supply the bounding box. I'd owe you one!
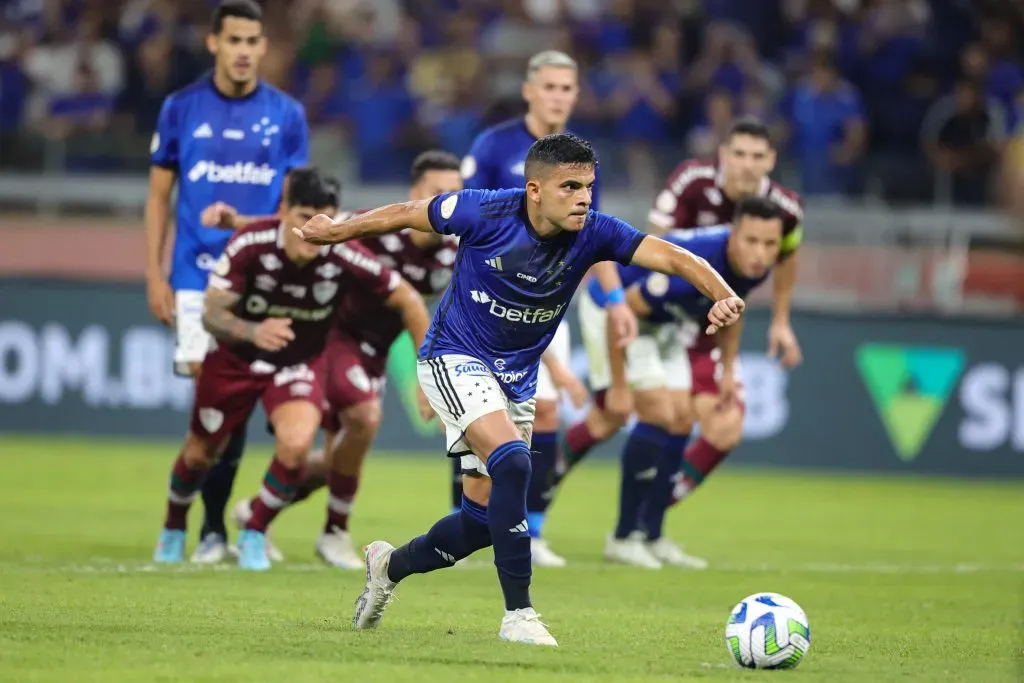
[153,166,386,569]
[579,198,783,569]
[144,0,309,565]
[554,118,804,491]
[204,150,461,568]
[458,49,629,568]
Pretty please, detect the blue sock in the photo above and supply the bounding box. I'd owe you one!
[487,440,533,611]
[525,431,558,539]
[199,425,247,539]
[614,423,669,539]
[640,433,690,540]
[449,457,463,514]
[387,495,492,583]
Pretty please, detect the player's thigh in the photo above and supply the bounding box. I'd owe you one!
[263,361,325,457]
[189,350,263,451]
[173,290,213,377]
[633,387,674,428]
[668,389,695,434]
[577,290,612,392]
[625,335,670,393]
[662,338,695,433]
[694,394,744,449]
[340,398,383,438]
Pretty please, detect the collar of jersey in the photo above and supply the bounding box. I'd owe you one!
[206,70,263,103]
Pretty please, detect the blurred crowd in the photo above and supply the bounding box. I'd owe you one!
[1,0,1023,205]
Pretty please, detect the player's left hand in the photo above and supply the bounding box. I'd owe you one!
[293,214,335,244]
[200,201,237,229]
[606,302,638,347]
[706,296,745,335]
[416,387,435,422]
[768,321,803,369]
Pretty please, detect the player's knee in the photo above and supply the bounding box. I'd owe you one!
[702,408,743,451]
[342,400,383,438]
[274,424,317,465]
[183,432,217,469]
[533,399,559,432]
[635,393,674,431]
[486,440,532,484]
[588,407,626,439]
[462,473,491,506]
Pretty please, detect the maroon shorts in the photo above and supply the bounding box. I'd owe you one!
[190,348,326,442]
[687,348,746,405]
[322,334,388,432]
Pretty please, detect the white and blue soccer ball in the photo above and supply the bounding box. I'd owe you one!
[724,592,811,669]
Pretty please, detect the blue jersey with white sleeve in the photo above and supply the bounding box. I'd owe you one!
[422,189,644,402]
[150,74,309,291]
[587,226,769,324]
[462,118,601,209]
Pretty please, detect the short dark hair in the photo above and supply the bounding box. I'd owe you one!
[726,116,772,146]
[212,0,262,34]
[411,150,461,184]
[286,167,340,210]
[524,133,597,180]
[733,196,782,224]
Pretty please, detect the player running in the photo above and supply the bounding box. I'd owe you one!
[153,167,412,570]
[293,134,743,645]
[208,151,462,568]
[144,0,309,565]
[578,198,782,569]
[460,50,632,567]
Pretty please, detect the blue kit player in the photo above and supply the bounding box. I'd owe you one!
[144,0,309,564]
[459,50,635,567]
[576,197,782,569]
[293,134,743,646]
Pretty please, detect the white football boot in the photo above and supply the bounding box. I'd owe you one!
[232,499,285,562]
[316,526,364,569]
[604,531,662,569]
[352,540,397,629]
[499,608,558,646]
[646,537,709,569]
[190,532,229,564]
[531,538,567,568]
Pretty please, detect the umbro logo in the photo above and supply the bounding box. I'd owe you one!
[484,256,503,270]
[193,123,213,138]
[509,519,529,534]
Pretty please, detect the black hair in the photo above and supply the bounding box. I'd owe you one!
[286,166,340,210]
[524,133,597,180]
[733,196,782,224]
[211,0,262,34]
[411,150,461,183]
[726,116,772,146]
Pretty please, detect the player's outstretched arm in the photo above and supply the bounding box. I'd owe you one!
[630,235,744,333]
[293,200,433,245]
[384,279,432,352]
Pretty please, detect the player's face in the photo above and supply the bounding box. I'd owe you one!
[729,217,782,278]
[523,66,579,130]
[719,135,775,196]
[207,16,266,86]
[283,204,335,261]
[410,169,463,201]
[528,164,595,232]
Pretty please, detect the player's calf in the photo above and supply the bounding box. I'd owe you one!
[155,433,219,563]
[671,397,742,506]
[324,399,381,534]
[641,390,694,543]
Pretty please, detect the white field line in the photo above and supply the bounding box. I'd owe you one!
[7,558,1023,575]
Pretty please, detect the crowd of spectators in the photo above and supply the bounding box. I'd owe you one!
[0,0,1022,205]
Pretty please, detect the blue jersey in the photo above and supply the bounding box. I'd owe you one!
[462,118,601,210]
[422,189,644,401]
[150,74,309,291]
[588,226,769,324]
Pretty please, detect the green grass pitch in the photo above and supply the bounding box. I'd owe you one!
[0,436,1021,682]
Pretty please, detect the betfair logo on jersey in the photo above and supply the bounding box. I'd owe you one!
[470,290,565,324]
[186,161,276,185]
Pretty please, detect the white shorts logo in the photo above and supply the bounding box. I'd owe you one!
[346,365,372,392]
[290,381,313,397]
[198,407,224,433]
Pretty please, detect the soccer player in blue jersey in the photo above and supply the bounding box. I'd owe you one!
[293,134,743,645]
[144,0,309,564]
[576,197,782,569]
[458,50,635,567]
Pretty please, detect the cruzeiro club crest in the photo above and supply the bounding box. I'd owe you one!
[855,344,965,462]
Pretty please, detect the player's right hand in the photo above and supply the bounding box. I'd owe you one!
[607,302,639,348]
[706,296,745,335]
[253,318,295,352]
[200,201,238,229]
[146,276,174,326]
[416,387,435,421]
[293,214,336,244]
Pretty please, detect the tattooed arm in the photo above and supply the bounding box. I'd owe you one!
[201,288,257,343]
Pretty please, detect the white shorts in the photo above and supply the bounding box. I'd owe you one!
[578,290,692,393]
[174,290,214,376]
[534,320,571,402]
[417,354,536,477]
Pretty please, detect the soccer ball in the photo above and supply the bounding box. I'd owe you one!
[724,592,811,669]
